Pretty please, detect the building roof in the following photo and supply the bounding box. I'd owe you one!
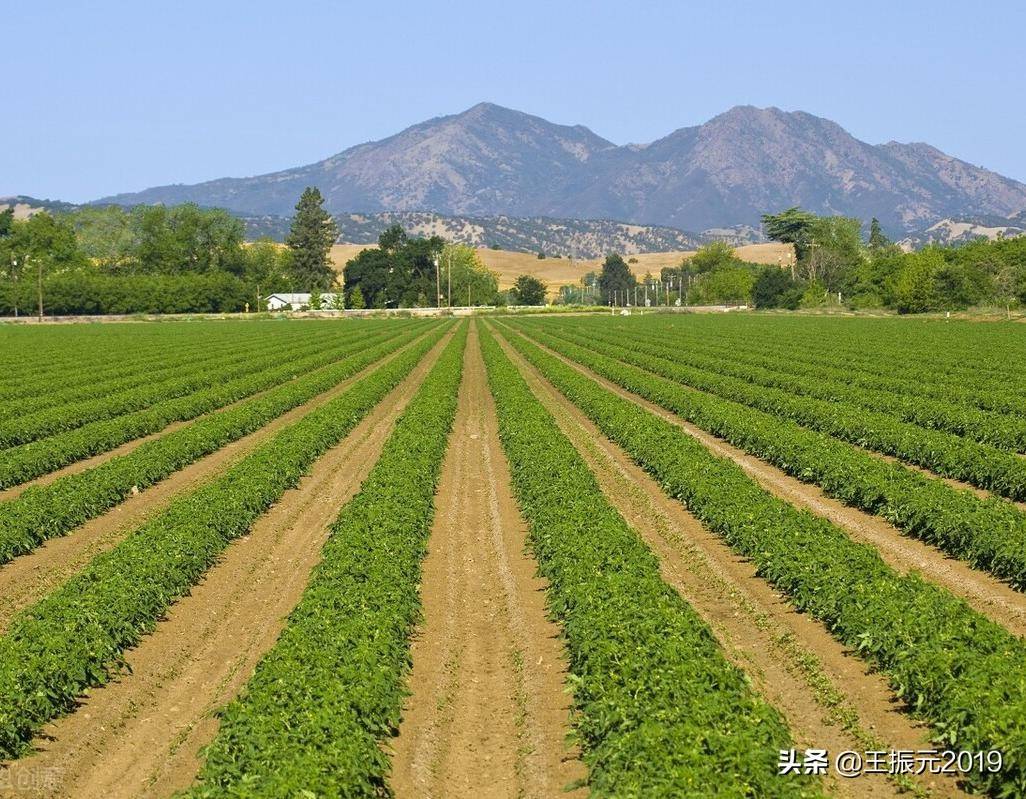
[264,292,338,303]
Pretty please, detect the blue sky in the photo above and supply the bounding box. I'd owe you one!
[4,0,1024,202]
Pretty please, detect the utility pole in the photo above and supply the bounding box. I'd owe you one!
[10,256,18,318]
[434,257,441,308]
[35,256,43,321]
[447,249,452,308]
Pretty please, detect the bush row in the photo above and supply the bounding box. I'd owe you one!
[499,324,1026,797]
[0,323,438,564]
[0,321,452,758]
[480,325,815,797]
[529,322,1026,500]
[571,321,1026,451]
[0,323,423,488]
[636,320,1026,420]
[0,322,338,421]
[505,323,1026,591]
[0,324,382,447]
[185,324,467,797]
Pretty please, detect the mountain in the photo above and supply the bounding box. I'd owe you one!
[87,102,1026,236]
[99,103,614,219]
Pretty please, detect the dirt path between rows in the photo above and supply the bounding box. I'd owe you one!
[389,324,585,799]
[0,331,410,504]
[0,418,194,503]
[535,329,1026,513]
[871,448,1026,513]
[0,330,453,799]
[502,325,1026,639]
[492,324,973,799]
[0,331,432,633]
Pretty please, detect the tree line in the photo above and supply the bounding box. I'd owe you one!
[0,188,337,315]
[3,192,1024,316]
[561,209,1026,313]
[340,225,547,308]
[0,187,549,315]
[756,208,1026,312]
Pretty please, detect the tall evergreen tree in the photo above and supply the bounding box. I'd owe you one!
[285,188,338,289]
[0,207,14,238]
[868,217,890,251]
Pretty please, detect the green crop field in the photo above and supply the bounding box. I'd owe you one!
[0,313,1023,798]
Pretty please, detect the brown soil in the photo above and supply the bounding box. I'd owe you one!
[388,323,585,799]
[491,323,973,798]
[0,331,454,799]
[871,449,1026,513]
[0,331,432,633]
[501,324,1026,638]
[0,419,193,503]
[524,327,1026,513]
[0,332,408,503]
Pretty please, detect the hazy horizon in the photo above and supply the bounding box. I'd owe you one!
[4,0,1025,202]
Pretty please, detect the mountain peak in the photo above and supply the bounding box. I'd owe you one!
[95,105,1026,235]
[462,101,511,116]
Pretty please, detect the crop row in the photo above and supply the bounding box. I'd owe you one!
[480,325,815,797]
[0,332,246,419]
[0,320,330,404]
[497,324,1026,797]
[0,322,342,422]
[503,322,1026,592]
[185,324,467,798]
[577,320,1026,450]
[0,324,400,448]
[639,320,1026,420]
[614,315,1026,418]
[523,321,1026,501]
[0,321,429,488]
[0,323,450,758]
[0,322,438,564]
[680,316,1026,396]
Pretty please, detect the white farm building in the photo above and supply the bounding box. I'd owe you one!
[264,292,342,311]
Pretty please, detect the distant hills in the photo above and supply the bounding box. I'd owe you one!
[95,102,1026,236]
[4,195,739,258]
[898,212,1026,249]
[248,212,722,258]
[8,194,1026,259]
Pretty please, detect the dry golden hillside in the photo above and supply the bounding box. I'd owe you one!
[330,242,793,293]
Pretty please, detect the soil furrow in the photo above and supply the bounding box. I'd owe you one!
[492,324,972,799]
[870,448,1026,513]
[0,332,453,799]
[504,325,1026,638]
[0,418,193,504]
[0,330,409,504]
[0,333,429,632]
[389,324,585,799]
[537,326,1026,512]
